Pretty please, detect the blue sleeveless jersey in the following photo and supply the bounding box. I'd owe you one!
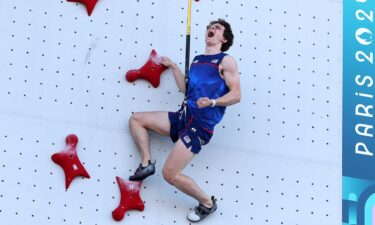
[185,52,230,129]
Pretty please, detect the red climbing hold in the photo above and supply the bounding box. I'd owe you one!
[51,134,90,189]
[125,49,168,88]
[112,177,144,221]
[67,0,99,16]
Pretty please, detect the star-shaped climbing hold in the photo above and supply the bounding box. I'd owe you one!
[125,49,168,88]
[112,177,144,221]
[51,134,90,189]
[67,0,99,16]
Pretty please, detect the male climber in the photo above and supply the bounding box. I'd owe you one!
[128,19,241,222]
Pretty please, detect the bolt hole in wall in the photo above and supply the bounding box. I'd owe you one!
[0,0,341,224]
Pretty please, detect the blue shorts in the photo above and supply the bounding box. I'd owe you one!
[168,109,213,154]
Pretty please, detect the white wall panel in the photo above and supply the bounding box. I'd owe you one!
[0,0,342,224]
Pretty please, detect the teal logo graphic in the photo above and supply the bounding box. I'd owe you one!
[355,28,373,45]
[343,0,375,225]
[343,177,375,225]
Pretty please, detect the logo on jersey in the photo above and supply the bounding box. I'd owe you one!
[198,137,206,145]
[211,59,219,64]
[193,60,199,63]
[183,135,191,144]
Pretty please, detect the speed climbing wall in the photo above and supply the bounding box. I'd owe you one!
[0,0,342,224]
